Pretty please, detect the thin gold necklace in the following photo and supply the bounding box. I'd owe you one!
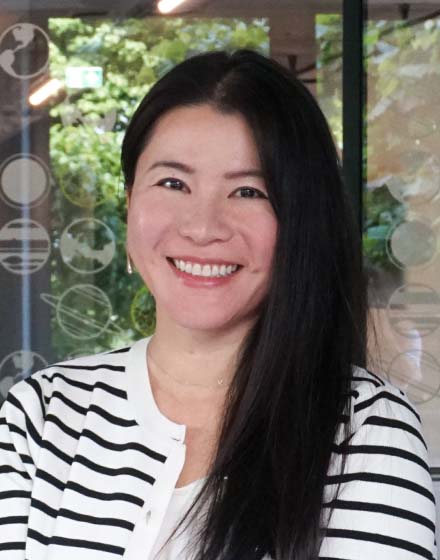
[148,351,232,389]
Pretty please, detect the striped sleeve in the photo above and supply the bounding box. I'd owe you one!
[0,377,43,558]
[321,374,437,560]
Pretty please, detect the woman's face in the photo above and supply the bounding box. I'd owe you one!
[127,103,278,334]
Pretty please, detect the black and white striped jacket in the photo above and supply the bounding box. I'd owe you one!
[0,337,437,559]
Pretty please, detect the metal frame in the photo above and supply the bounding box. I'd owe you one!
[342,0,366,232]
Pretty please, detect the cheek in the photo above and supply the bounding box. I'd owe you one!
[249,211,278,268]
[127,197,172,255]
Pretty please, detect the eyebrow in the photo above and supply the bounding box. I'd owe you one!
[147,160,264,179]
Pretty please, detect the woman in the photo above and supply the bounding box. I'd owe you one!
[0,49,436,560]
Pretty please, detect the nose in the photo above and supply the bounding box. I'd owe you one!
[178,197,233,245]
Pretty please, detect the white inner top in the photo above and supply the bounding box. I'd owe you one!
[149,477,204,560]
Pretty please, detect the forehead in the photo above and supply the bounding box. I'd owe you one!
[137,104,261,171]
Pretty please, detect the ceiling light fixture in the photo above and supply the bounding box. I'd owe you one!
[157,0,187,14]
[29,78,63,106]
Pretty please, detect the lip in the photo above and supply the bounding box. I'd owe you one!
[166,257,241,288]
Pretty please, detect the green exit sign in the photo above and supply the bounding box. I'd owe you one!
[65,67,103,89]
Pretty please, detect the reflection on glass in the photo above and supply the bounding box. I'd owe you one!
[364,5,440,462]
[0,4,343,400]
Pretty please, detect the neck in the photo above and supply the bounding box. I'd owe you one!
[147,311,253,396]
[148,351,232,389]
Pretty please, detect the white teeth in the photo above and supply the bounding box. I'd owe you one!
[202,264,211,277]
[172,259,239,278]
[192,263,202,275]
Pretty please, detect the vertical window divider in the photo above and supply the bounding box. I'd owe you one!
[342,0,366,234]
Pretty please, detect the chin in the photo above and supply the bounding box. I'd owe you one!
[166,302,263,335]
[162,305,240,332]
[174,316,236,333]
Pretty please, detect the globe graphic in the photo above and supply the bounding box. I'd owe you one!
[59,165,114,209]
[0,23,50,79]
[60,218,116,274]
[0,350,47,401]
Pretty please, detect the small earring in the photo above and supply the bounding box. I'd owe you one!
[126,253,134,275]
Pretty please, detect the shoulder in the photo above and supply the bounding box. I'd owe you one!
[36,346,131,381]
[349,366,423,439]
[4,343,134,421]
[341,366,434,499]
[323,368,437,560]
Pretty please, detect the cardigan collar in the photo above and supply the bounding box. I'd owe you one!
[125,336,187,443]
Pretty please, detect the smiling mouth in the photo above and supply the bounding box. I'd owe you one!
[167,257,242,278]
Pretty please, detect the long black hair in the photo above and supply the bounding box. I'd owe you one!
[121,49,367,560]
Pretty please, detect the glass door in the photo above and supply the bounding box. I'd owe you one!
[0,0,343,395]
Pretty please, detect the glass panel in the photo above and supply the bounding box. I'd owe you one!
[0,0,342,402]
[364,3,440,467]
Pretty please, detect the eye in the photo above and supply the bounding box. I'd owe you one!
[233,187,268,199]
[156,177,187,191]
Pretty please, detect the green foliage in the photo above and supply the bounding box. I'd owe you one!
[316,14,343,150]
[362,185,406,272]
[48,16,269,359]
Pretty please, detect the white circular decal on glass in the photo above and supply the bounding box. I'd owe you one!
[387,350,440,404]
[58,165,113,209]
[386,151,440,206]
[0,23,50,79]
[386,219,437,269]
[0,219,50,275]
[387,283,440,338]
[60,218,116,274]
[41,284,122,340]
[0,153,52,208]
[0,350,47,400]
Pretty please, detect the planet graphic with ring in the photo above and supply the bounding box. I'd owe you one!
[0,218,50,275]
[41,284,123,340]
[0,153,52,208]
